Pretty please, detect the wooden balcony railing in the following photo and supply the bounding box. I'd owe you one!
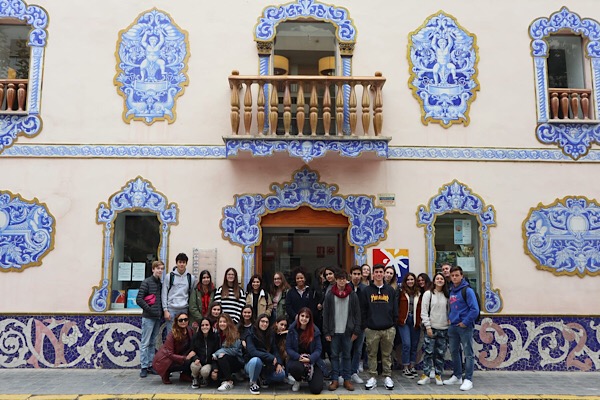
[229,71,386,137]
[0,79,28,113]
[549,88,592,120]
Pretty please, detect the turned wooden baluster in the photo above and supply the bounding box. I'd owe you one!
[269,84,279,135]
[323,83,331,136]
[550,92,559,119]
[242,82,252,135]
[309,82,318,136]
[283,81,292,135]
[349,82,357,135]
[296,84,305,135]
[361,82,371,135]
[0,83,4,112]
[581,93,590,119]
[373,73,383,135]
[6,83,15,112]
[560,92,569,119]
[229,72,240,134]
[570,93,579,119]
[17,83,26,112]
[336,82,344,136]
[257,81,265,135]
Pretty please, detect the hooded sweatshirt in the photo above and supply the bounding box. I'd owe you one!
[359,281,398,330]
[448,278,479,327]
[162,268,195,311]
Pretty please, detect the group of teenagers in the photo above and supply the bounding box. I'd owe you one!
[136,252,480,394]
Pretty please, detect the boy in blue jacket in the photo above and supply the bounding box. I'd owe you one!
[443,266,479,391]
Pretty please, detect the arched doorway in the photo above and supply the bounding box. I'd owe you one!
[257,207,352,287]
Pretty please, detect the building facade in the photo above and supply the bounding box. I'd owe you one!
[0,0,599,370]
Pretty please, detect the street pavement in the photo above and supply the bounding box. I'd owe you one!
[0,369,599,399]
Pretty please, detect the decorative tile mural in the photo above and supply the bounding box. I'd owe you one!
[0,1,48,154]
[0,191,55,272]
[529,8,600,159]
[408,11,479,128]
[115,8,190,125]
[1,314,598,370]
[89,177,179,313]
[523,196,600,277]
[417,180,502,313]
[220,167,388,285]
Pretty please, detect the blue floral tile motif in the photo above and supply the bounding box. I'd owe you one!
[89,177,178,312]
[115,9,189,125]
[0,1,47,154]
[221,168,388,285]
[529,8,600,159]
[408,12,479,128]
[254,0,356,43]
[1,314,598,370]
[417,181,502,313]
[523,196,600,277]
[0,191,55,272]
[225,139,388,163]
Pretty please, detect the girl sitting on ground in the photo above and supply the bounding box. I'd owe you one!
[189,317,220,389]
[152,312,195,384]
[213,314,244,391]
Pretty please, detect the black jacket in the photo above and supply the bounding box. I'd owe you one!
[136,275,162,319]
[190,329,220,365]
[286,285,321,323]
[359,282,398,330]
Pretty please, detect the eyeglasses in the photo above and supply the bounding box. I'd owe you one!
[177,318,189,322]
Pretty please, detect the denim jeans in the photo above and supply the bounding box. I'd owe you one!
[398,314,420,365]
[422,328,448,376]
[244,356,286,383]
[140,317,161,369]
[330,333,352,380]
[448,324,474,380]
[351,330,365,374]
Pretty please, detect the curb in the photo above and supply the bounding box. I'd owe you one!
[2,395,600,400]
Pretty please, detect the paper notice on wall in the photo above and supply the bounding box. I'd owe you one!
[117,262,132,281]
[454,220,472,245]
[457,256,476,272]
[132,263,146,281]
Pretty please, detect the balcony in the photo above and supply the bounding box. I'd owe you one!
[549,88,592,121]
[224,71,390,162]
[0,79,28,114]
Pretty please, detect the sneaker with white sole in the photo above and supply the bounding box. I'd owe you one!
[249,383,260,395]
[217,381,234,391]
[435,375,443,386]
[291,381,300,392]
[351,373,364,384]
[403,368,414,378]
[417,374,430,385]
[384,376,394,390]
[460,379,473,391]
[191,377,199,389]
[286,374,296,385]
[443,375,463,385]
[365,377,377,390]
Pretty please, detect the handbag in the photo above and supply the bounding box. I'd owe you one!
[144,294,156,306]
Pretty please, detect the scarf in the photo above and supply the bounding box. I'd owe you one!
[331,283,352,298]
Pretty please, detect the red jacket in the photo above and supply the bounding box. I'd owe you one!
[397,291,422,329]
[152,326,193,379]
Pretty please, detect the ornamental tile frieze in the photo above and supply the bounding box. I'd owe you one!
[408,12,479,128]
[0,191,55,272]
[115,9,190,125]
[523,196,600,277]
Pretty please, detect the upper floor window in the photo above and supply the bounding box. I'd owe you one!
[0,18,30,113]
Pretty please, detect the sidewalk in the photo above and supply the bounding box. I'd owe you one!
[0,369,599,399]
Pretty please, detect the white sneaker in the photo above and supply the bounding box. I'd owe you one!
[384,376,394,390]
[286,374,296,385]
[217,381,233,391]
[291,381,300,392]
[435,375,443,386]
[460,379,473,391]
[365,377,377,390]
[351,373,364,384]
[417,374,430,385]
[358,361,364,372]
[443,375,463,385]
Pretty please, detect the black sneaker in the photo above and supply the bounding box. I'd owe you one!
[191,377,199,389]
[259,377,269,388]
[139,368,148,378]
[249,383,260,395]
[199,377,208,387]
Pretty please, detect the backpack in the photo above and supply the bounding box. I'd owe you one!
[461,286,482,323]
[168,271,192,297]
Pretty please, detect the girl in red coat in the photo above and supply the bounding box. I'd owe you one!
[152,312,195,384]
